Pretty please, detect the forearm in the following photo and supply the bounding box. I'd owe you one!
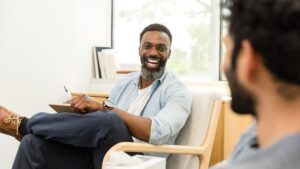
[69,95,152,141]
[112,107,152,142]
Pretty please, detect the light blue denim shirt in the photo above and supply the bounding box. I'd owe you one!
[108,71,192,146]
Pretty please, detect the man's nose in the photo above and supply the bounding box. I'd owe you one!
[148,47,159,55]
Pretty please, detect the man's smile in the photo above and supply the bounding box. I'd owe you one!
[145,57,161,69]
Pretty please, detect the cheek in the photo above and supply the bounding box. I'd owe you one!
[223,35,234,73]
[162,50,171,60]
[223,50,231,73]
[163,53,169,60]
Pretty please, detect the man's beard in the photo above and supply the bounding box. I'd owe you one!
[225,67,257,116]
[140,56,167,81]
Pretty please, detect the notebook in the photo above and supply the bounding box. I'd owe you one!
[49,104,78,113]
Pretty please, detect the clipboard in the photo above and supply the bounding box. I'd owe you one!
[49,104,78,113]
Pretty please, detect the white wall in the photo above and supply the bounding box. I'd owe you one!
[0,0,111,168]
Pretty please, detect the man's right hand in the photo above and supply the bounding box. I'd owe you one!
[70,94,103,113]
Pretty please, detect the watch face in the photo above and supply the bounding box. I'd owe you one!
[104,99,115,108]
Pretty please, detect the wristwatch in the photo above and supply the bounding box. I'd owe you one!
[102,99,114,111]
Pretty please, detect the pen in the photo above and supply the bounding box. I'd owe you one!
[64,86,73,100]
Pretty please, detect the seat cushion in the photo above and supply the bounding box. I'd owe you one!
[167,87,222,169]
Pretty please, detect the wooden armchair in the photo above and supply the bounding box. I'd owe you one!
[104,87,223,169]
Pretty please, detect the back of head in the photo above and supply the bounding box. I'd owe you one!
[226,0,300,87]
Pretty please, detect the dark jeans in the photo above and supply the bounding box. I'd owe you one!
[12,111,133,169]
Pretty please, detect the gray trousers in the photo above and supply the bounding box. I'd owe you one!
[12,111,133,169]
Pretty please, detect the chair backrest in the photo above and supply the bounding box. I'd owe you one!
[167,87,223,169]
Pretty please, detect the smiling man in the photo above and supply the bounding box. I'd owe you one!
[0,23,192,169]
[140,29,170,82]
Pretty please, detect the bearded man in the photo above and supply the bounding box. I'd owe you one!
[211,0,300,169]
[0,23,192,169]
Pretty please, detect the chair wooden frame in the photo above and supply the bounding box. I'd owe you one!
[103,100,222,169]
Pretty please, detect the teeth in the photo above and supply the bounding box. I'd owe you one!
[147,58,159,64]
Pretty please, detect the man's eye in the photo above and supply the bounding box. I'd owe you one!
[157,46,167,52]
[143,44,152,49]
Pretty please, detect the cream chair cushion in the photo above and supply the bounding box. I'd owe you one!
[167,87,222,169]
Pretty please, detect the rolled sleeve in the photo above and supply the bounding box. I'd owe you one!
[149,118,171,145]
[149,87,192,145]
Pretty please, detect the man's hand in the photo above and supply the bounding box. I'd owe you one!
[70,94,103,113]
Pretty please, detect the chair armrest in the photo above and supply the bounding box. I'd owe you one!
[109,142,205,155]
[103,142,207,168]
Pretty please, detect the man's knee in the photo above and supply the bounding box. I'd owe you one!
[90,112,132,144]
[20,134,44,151]
[13,134,45,168]
[90,112,127,132]
[19,134,47,160]
[104,112,133,142]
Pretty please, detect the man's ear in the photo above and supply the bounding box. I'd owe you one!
[168,49,172,59]
[237,40,259,84]
[138,45,142,56]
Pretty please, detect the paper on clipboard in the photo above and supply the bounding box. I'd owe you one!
[49,104,78,113]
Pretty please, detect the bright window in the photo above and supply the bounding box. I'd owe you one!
[220,0,230,80]
[114,0,221,81]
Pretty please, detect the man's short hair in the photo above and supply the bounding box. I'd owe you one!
[139,23,172,44]
[226,0,300,85]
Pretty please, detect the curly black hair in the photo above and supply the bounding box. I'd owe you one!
[226,0,300,85]
[139,23,172,44]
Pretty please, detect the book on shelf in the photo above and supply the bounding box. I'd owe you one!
[97,50,106,79]
[103,51,117,79]
[93,46,101,78]
[97,50,117,79]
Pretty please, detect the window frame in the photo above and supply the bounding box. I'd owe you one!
[112,0,224,81]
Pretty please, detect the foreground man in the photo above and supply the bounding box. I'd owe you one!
[212,0,300,169]
[0,23,192,169]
